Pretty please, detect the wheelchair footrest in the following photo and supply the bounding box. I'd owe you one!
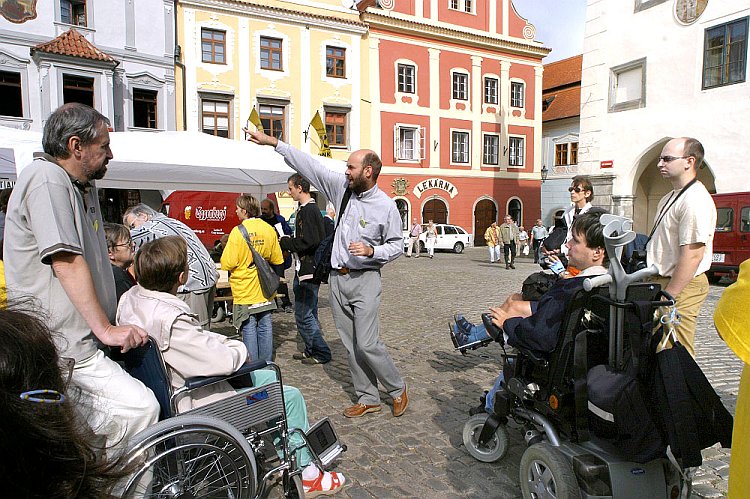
[305,418,345,467]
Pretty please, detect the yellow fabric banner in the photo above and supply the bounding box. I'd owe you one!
[247,107,264,133]
[309,111,332,158]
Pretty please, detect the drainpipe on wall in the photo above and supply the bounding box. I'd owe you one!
[174,0,187,130]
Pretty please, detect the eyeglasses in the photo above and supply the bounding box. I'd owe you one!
[568,187,584,193]
[113,241,135,249]
[658,155,689,163]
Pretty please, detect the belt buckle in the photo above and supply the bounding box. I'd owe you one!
[338,267,350,275]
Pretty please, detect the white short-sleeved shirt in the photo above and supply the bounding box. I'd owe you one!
[3,156,116,361]
[646,180,716,278]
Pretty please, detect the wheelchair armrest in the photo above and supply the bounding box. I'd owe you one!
[184,359,269,390]
[515,346,549,366]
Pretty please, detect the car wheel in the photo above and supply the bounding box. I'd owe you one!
[453,242,464,254]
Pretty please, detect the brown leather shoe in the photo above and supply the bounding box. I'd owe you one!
[392,384,409,417]
[343,403,381,418]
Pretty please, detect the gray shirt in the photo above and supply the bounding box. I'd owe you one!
[130,214,218,292]
[531,225,548,241]
[276,141,403,270]
[3,155,116,361]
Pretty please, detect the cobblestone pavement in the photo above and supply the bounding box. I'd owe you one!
[214,247,739,498]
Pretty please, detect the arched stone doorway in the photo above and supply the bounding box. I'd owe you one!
[474,198,497,246]
[632,138,716,233]
[508,198,523,226]
[423,198,447,224]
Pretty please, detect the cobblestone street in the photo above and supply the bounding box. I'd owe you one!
[215,247,739,498]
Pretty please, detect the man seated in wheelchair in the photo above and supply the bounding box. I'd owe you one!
[116,236,346,497]
[462,213,608,413]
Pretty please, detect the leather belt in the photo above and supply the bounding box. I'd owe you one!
[335,267,375,275]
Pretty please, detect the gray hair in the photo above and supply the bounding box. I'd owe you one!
[122,203,159,224]
[42,103,110,159]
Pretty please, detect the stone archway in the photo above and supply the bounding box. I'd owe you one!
[632,139,717,233]
[423,198,447,224]
[474,199,497,246]
[508,198,522,226]
[394,198,409,231]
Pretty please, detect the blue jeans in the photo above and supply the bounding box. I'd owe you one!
[485,357,516,414]
[293,275,331,363]
[240,310,273,362]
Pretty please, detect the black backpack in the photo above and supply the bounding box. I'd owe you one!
[311,189,352,284]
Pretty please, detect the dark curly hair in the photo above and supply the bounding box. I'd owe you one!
[0,305,129,497]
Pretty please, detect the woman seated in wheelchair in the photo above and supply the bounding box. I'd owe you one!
[116,236,346,497]
[0,305,129,497]
[455,213,609,413]
[452,212,608,352]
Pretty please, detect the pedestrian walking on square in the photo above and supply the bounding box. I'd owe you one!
[646,137,716,358]
[518,225,529,256]
[4,103,159,453]
[484,222,501,263]
[530,218,548,263]
[425,220,438,259]
[281,173,332,365]
[246,128,409,419]
[406,217,422,257]
[499,215,519,269]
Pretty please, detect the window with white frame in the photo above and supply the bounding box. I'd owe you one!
[510,81,524,108]
[397,64,415,94]
[133,88,158,129]
[483,134,499,165]
[259,103,285,141]
[325,110,347,147]
[452,72,468,100]
[703,18,748,89]
[201,98,231,138]
[509,137,524,167]
[451,131,470,164]
[609,58,646,112]
[555,143,568,166]
[449,0,472,13]
[484,77,498,105]
[60,0,87,26]
[571,142,578,165]
[394,125,425,161]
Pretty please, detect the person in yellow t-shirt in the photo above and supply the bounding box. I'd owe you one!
[714,259,750,499]
[0,258,7,309]
[221,195,283,363]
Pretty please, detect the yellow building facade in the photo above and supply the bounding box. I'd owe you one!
[176,0,369,164]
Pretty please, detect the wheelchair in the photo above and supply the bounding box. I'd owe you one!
[118,340,345,498]
[461,215,689,499]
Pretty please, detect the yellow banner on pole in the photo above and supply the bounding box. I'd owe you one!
[247,107,264,133]
[309,111,332,158]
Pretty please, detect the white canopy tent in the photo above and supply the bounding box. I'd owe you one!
[1,127,345,195]
[0,126,43,180]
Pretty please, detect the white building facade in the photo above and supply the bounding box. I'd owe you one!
[0,1,176,132]
[579,0,749,231]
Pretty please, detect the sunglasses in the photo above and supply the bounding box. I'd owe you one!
[658,155,689,163]
[568,187,586,193]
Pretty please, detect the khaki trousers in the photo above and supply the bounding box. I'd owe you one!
[650,273,709,358]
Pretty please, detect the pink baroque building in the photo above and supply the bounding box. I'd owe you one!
[359,0,549,246]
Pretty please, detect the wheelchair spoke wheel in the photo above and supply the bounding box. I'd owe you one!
[122,415,257,499]
[519,443,580,499]
[462,413,510,463]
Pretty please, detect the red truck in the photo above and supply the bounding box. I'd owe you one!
[162,191,269,248]
[709,192,750,283]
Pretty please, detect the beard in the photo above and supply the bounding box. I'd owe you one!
[82,157,107,181]
[348,174,368,194]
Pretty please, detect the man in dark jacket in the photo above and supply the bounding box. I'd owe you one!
[260,198,294,313]
[280,174,332,364]
[104,223,136,302]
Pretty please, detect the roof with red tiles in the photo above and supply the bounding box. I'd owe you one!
[542,86,581,122]
[32,29,117,64]
[543,54,582,91]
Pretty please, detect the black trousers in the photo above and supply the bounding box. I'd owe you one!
[503,242,516,265]
[532,239,544,263]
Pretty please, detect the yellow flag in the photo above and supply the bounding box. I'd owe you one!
[309,111,332,158]
[247,107,264,133]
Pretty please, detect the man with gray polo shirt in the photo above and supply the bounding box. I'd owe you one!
[3,103,159,452]
[247,128,409,419]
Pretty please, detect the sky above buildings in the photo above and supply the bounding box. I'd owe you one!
[512,0,587,63]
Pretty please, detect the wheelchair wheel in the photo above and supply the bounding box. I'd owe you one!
[462,413,509,463]
[519,443,580,499]
[121,414,258,498]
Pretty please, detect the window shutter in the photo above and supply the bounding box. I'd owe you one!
[418,126,426,160]
[394,124,401,160]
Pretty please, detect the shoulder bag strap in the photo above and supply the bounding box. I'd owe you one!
[647,178,698,243]
[237,223,260,264]
[334,188,353,232]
